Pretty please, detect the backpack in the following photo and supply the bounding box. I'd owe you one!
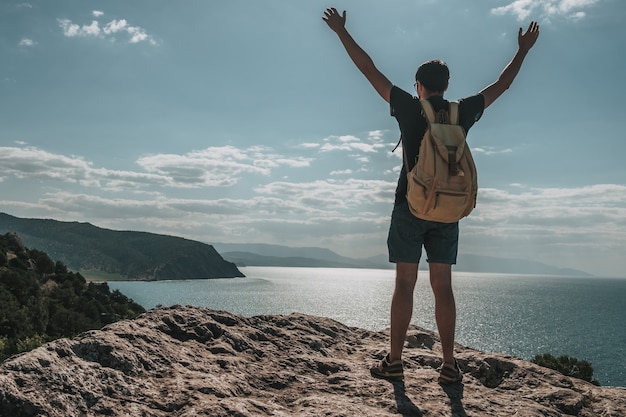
[402,99,478,223]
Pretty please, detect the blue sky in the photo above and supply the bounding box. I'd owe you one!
[1,0,625,277]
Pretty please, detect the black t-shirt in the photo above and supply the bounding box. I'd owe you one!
[390,86,485,204]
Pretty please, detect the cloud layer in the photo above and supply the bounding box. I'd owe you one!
[1,140,625,277]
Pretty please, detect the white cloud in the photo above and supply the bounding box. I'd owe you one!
[368,130,386,141]
[320,134,385,153]
[18,38,36,47]
[58,13,157,45]
[103,19,127,34]
[330,169,353,176]
[491,0,599,21]
[300,143,320,149]
[0,146,93,182]
[472,146,513,155]
[255,179,394,210]
[128,27,148,44]
[569,11,586,21]
[58,19,100,38]
[0,145,310,190]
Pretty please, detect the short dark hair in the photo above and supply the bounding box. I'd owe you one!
[415,60,449,93]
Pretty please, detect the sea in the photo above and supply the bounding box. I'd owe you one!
[108,266,626,387]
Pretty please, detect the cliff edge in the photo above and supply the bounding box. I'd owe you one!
[1,306,624,416]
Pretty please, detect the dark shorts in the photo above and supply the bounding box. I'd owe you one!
[387,201,459,265]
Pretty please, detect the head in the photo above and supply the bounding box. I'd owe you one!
[415,60,449,97]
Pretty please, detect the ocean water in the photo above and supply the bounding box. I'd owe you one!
[108,266,626,387]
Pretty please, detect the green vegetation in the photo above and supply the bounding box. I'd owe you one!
[0,233,145,362]
[532,353,600,385]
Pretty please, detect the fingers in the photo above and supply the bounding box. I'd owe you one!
[322,7,346,26]
[525,21,539,34]
[519,20,539,42]
[323,7,338,18]
[323,7,344,19]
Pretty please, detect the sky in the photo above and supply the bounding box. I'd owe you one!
[1,0,625,277]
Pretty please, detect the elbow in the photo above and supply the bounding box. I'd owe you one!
[358,60,377,77]
[498,77,514,92]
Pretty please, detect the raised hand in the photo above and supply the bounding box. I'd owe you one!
[323,8,346,33]
[518,21,540,53]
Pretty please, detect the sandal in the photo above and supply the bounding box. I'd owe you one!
[438,359,463,384]
[370,354,404,380]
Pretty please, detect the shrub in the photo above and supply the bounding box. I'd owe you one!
[532,353,600,385]
[16,334,45,353]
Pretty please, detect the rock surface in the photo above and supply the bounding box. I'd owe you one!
[1,306,624,416]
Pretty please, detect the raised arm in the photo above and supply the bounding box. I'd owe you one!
[480,21,540,109]
[323,8,393,103]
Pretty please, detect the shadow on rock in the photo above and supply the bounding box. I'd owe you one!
[441,381,467,417]
[392,380,423,417]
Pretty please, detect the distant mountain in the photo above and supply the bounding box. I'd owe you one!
[456,254,592,277]
[214,243,391,269]
[219,251,372,269]
[214,243,592,277]
[0,213,244,280]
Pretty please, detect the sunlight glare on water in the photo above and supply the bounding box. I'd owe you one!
[109,267,626,387]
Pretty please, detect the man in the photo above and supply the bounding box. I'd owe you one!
[323,8,539,383]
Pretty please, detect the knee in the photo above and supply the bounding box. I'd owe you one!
[429,264,453,293]
[395,263,418,286]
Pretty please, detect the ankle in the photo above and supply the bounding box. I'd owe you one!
[387,353,402,363]
[442,358,456,368]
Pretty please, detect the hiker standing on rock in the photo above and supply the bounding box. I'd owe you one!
[323,7,539,383]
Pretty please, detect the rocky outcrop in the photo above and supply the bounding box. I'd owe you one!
[1,306,624,416]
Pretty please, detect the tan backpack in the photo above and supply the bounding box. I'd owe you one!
[403,99,478,223]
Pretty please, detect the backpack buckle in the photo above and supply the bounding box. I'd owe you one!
[446,145,460,176]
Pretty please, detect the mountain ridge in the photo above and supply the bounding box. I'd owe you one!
[0,213,244,280]
[214,242,592,276]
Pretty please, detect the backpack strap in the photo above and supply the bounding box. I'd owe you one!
[419,99,436,123]
[420,99,459,125]
[448,102,459,125]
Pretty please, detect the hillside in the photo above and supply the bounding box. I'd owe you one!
[0,232,145,362]
[0,213,244,280]
[1,306,623,416]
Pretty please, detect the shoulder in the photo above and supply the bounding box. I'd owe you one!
[390,86,419,117]
[455,94,485,131]
[458,94,485,122]
[390,86,415,104]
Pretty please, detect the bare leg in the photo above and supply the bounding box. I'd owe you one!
[389,262,419,362]
[429,262,456,365]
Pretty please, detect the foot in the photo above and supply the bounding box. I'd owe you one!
[370,354,404,381]
[438,359,463,384]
